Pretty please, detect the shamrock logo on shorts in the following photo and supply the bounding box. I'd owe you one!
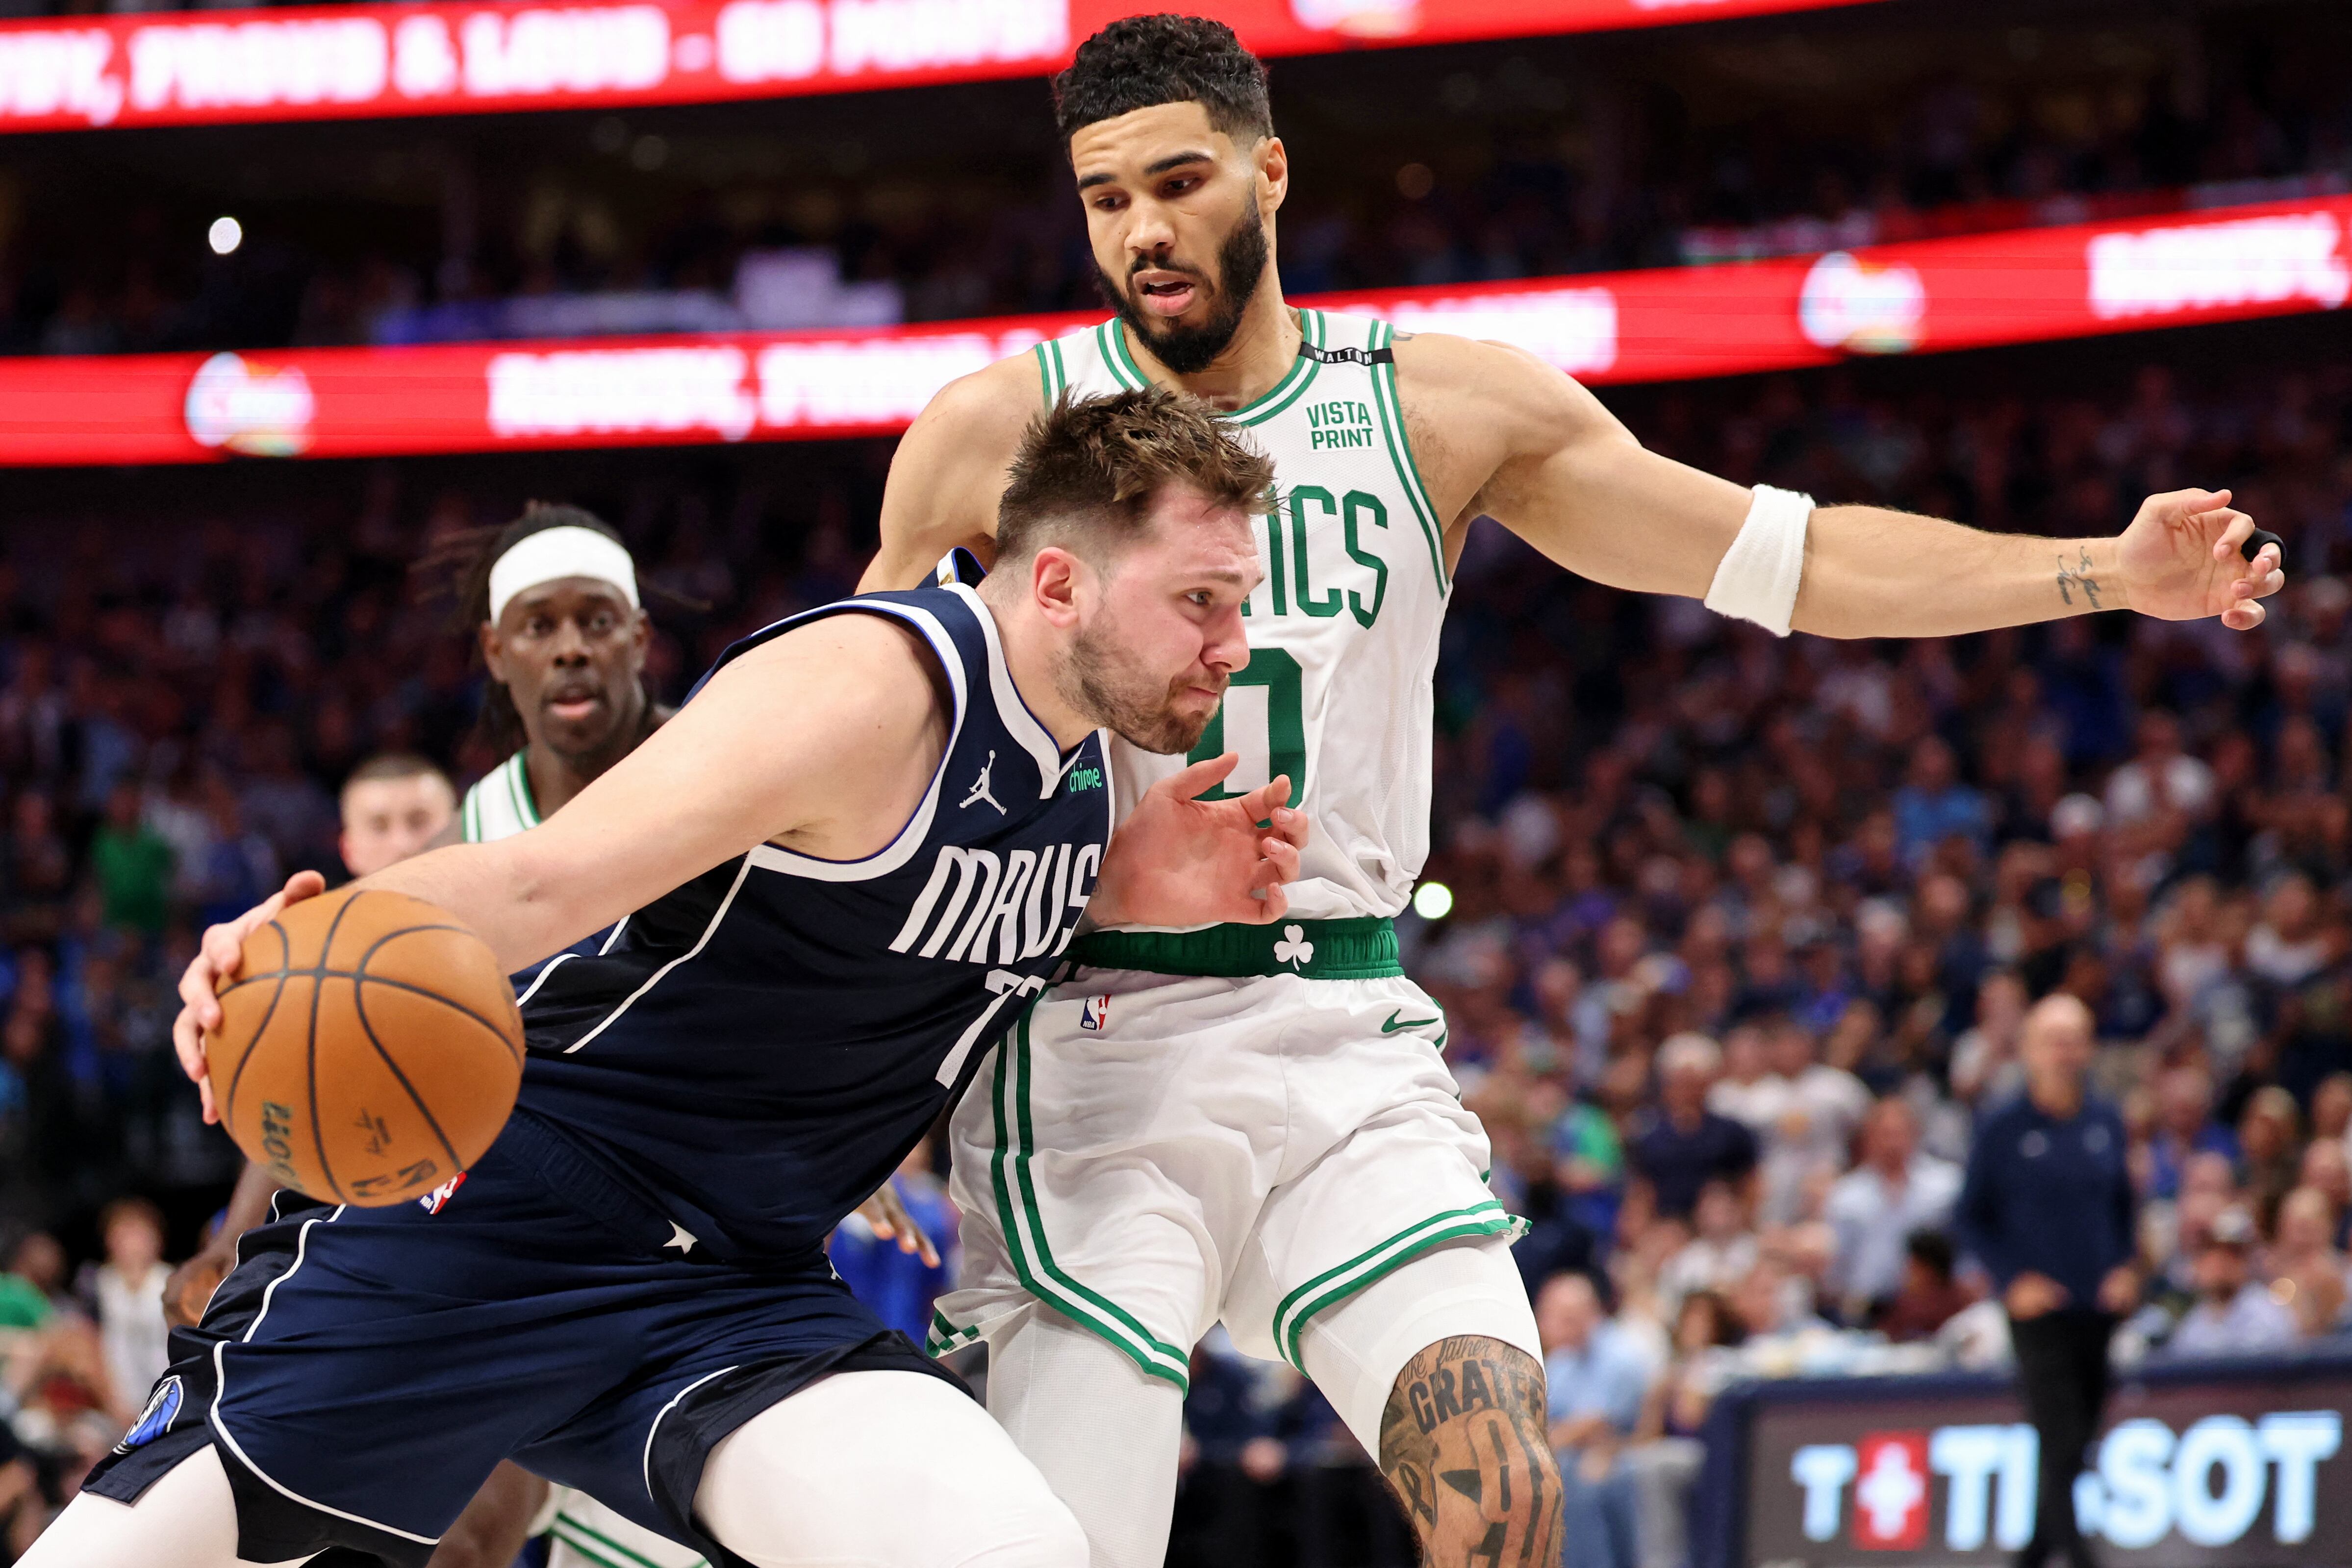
[1274,925,1315,970]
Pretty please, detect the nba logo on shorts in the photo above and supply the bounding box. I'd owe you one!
[1851,1430,1930,1549]
[1079,996,1110,1033]
[418,1171,468,1214]
[116,1375,182,1452]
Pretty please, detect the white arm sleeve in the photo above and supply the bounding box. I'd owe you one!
[1703,484,1815,637]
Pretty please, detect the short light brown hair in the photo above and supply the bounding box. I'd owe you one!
[339,753,452,810]
[996,388,1274,567]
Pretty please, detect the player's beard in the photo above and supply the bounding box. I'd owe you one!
[1094,204,1271,377]
[1060,618,1223,756]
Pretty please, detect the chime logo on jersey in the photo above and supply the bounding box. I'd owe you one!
[1079,995,1110,1033]
[888,840,1103,965]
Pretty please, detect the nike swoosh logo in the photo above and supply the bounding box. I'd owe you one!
[1381,1010,1442,1033]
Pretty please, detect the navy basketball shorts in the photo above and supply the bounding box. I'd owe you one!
[86,1115,956,1568]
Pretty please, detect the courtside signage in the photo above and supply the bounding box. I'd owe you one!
[0,193,2343,465]
[1748,1373,2352,1565]
[0,0,1881,131]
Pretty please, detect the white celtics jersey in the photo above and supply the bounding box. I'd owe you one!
[1039,309,1446,921]
[460,749,541,844]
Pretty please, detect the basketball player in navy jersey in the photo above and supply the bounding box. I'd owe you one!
[36,389,1303,1568]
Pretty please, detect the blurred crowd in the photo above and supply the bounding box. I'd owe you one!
[2,6,2347,356]
[0,318,2349,1562]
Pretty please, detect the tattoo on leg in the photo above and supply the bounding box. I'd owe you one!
[1380,1336,1561,1568]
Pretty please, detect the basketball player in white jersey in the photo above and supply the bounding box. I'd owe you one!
[864,18,2288,1568]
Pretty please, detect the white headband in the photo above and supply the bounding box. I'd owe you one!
[487,526,640,623]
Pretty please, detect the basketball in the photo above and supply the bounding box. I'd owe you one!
[204,887,526,1208]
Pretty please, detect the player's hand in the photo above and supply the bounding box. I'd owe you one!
[1087,754,1307,930]
[2115,488,2285,629]
[855,1180,940,1269]
[162,1243,236,1328]
[172,870,328,1123]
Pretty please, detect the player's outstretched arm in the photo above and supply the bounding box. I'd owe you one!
[860,355,1042,592]
[1088,755,1307,930]
[1405,333,2285,638]
[173,615,950,1093]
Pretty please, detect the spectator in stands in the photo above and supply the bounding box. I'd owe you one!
[1627,1033,1758,1223]
[1876,1231,1976,1342]
[1823,1097,1962,1322]
[1627,1290,1743,1568]
[2237,1085,2303,1229]
[1654,1178,1757,1325]
[2145,1062,2235,1200]
[86,784,172,940]
[1891,736,1989,868]
[1755,1014,1868,1226]
[2299,1138,2352,1249]
[2265,1185,2352,1340]
[2163,1205,2297,1357]
[1539,1272,1650,1568]
[1957,993,2138,1568]
[85,1196,168,1427]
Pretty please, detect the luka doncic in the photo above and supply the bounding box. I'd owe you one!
[57,390,1303,1568]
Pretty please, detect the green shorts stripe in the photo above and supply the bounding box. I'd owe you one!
[550,1512,706,1568]
[988,1017,1191,1390]
[925,1306,983,1357]
[1271,1200,1526,1370]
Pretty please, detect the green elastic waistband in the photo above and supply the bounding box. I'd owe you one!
[1070,917,1401,980]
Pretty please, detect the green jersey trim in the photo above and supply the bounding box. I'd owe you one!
[989,1013,1192,1390]
[1091,315,1323,425]
[1369,319,1449,594]
[1270,1199,1526,1370]
[508,751,542,829]
[1230,308,1325,427]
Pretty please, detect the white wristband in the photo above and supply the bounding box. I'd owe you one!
[1703,485,1814,637]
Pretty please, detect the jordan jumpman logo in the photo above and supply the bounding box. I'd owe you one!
[961,750,1005,814]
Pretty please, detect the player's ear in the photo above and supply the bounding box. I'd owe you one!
[1029,547,1086,630]
[1256,136,1288,215]
[479,621,509,683]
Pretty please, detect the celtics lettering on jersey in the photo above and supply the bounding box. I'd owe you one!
[1035,309,1447,922]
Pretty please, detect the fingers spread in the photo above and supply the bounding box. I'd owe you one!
[1160,752,1239,801]
[1234,774,1290,825]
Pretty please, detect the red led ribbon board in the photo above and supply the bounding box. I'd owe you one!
[0,0,1881,133]
[1,194,2344,467]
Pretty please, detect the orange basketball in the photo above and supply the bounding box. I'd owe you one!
[204,887,525,1207]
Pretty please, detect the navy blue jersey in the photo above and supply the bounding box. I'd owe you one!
[511,581,1113,1261]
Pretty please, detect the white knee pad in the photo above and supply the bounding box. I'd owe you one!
[984,1302,1187,1568]
[1293,1237,1541,1455]
[696,1369,1084,1568]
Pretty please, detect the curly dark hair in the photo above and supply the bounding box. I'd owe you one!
[1052,14,1272,146]
[997,387,1276,565]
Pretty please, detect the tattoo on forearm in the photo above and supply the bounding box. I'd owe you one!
[2056,548,2103,609]
[1379,1336,1561,1568]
